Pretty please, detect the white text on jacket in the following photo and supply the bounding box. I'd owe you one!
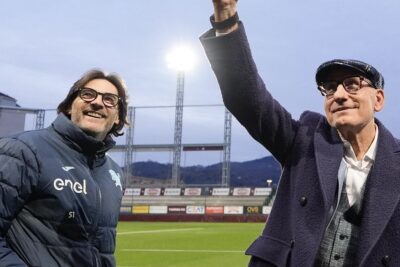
[54,178,88,194]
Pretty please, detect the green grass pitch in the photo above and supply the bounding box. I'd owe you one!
[115,222,265,267]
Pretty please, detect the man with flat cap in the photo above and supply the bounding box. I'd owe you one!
[200,0,400,266]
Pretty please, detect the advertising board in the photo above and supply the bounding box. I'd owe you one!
[244,206,262,214]
[186,206,205,214]
[124,188,141,196]
[144,188,161,196]
[184,188,202,196]
[232,187,251,196]
[163,188,182,196]
[224,206,244,214]
[211,188,230,196]
[149,206,168,214]
[254,187,272,196]
[132,205,149,214]
[205,206,224,214]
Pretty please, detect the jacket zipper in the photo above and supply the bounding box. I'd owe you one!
[88,155,102,267]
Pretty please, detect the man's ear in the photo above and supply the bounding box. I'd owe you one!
[114,113,120,125]
[374,89,385,112]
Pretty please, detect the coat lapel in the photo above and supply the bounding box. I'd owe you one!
[314,120,344,223]
[357,122,400,264]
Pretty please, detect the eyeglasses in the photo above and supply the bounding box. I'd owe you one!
[78,88,120,107]
[317,76,375,98]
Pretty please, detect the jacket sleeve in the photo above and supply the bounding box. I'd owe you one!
[199,23,299,164]
[0,137,39,267]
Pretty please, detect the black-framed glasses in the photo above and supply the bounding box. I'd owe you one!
[78,88,120,107]
[317,76,375,98]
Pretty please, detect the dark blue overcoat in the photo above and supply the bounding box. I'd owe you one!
[200,23,400,267]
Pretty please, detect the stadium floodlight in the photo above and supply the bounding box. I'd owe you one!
[166,44,196,186]
[166,44,196,72]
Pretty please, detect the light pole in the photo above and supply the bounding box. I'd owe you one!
[166,45,196,186]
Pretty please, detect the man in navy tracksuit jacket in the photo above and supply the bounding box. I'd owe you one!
[0,69,129,267]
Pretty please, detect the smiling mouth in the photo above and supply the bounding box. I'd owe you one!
[84,111,105,119]
[332,107,354,113]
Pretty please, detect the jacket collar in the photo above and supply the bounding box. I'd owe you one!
[314,117,344,225]
[51,113,115,155]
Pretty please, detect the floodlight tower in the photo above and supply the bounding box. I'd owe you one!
[166,45,196,186]
[124,106,135,187]
[222,109,232,186]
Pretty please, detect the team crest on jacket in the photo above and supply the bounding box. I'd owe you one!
[109,170,122,191]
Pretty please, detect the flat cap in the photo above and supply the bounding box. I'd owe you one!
[316,59,384,89]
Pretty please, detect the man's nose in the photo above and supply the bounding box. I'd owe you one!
[332,84,348,100]
[91,95,104,107]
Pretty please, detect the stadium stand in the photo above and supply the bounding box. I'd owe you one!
[119,187,273,222]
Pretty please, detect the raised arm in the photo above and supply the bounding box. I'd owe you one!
[200,1,300,164]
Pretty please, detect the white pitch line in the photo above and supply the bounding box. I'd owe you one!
[120,249,243,253]
[117,228,203,235]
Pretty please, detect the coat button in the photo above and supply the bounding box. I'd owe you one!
[299,196,308,206]
[382,255,391,266]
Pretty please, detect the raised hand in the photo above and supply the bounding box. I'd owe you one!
[212,0,238,22]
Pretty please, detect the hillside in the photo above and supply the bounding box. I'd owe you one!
[127,156,281,187]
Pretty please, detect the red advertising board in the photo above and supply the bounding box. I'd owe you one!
[205,206,224,214]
